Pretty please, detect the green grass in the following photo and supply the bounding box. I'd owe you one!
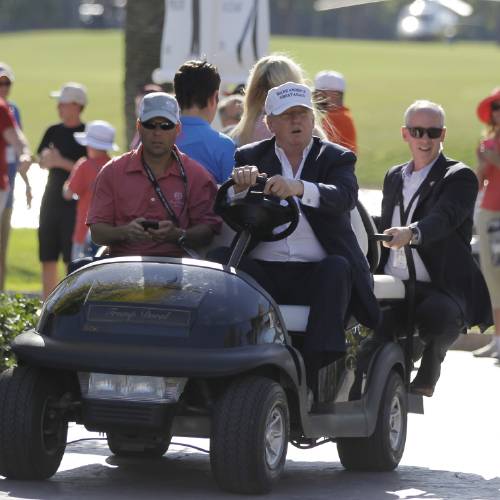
[1,30,125,152]
[6,229,65,293]
[270,36,499,185]
[2,29,498,292]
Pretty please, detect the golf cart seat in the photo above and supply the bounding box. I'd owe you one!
[278,201,406,334]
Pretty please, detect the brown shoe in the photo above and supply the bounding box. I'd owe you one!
[410,383,434,397]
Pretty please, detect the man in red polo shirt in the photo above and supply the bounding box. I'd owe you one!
[87,92,221,257]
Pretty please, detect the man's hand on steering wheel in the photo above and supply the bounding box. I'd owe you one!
[264,175,304,199]
[232,165,262,193]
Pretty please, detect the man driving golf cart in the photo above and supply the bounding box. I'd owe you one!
[214,82,380,402]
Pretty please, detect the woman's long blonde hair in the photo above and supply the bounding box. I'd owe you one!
[231,54,322,146]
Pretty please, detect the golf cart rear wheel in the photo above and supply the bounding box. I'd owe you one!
[0,366,68,479]
[107,432,171,458]
[210,376,289,494]
[337,370,407,471]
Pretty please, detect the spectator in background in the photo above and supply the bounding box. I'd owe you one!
[0,62,32,290]
[314,70,357,153]
[129,83,163,149]
[63,120,118,260]
[230,54,326,147]
[230,54,308,146]
[218,94,243,134]
[174,60,235,184]
[37,82,87,299]
[472,88,500,360]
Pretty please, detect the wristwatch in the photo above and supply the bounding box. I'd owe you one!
[177,229,187,246]
[409,225,420,245]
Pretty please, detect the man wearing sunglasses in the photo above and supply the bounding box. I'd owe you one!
[372,100,491,397]
[88,92,221,258]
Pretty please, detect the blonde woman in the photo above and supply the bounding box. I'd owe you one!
[231,54,325,146]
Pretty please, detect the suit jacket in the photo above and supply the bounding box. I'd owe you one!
[234,136,381,329]
[377,153,492,328]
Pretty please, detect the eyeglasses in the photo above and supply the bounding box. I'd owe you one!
[0,81,11,87]
[141,120,175,131]
[406,126,443,139]
[491,102,500,112]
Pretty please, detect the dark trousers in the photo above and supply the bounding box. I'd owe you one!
[240,256,352,354]
[209,249,353,388]
[375,282,463,387]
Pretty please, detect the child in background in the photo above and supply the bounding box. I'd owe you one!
[63,120,118,260]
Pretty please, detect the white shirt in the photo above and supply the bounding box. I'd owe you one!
[384,158,437,281]
[250,140,327,262]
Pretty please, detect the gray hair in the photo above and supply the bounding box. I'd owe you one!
[404,100,445,127]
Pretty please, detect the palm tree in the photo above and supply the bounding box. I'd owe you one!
[124,0,164,145]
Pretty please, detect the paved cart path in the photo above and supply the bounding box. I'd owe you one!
[1,351,499,499]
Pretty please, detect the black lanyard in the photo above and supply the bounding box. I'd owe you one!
[398,180,425,226]
[142,149,187,226]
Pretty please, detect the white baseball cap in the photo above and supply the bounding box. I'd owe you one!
[314,71,346,92]
[50,82,88,106]
[0,62,14,82]
[139,92,180,124]
[74,120,119,151]
[264,82,314,116]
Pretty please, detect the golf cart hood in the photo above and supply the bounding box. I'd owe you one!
[36,257,287,349]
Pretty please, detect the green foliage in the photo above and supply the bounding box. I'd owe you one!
[0,293,41,371]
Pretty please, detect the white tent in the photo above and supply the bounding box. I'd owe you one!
[153,0,269,86]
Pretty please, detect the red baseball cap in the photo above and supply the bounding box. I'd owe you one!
[477,87,500,124]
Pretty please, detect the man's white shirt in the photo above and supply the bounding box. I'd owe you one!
[384,157,438,281]
[235,139,327,262]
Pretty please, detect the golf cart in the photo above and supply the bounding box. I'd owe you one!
[0,177,423,494]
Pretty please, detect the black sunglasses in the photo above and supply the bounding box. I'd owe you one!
[491,102,500,112]
[407,126,443,139]
[141,120,175,131]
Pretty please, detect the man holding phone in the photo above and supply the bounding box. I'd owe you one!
[87,92,221,257]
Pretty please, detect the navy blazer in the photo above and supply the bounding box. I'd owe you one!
[235,136,381,329]
[377,153,492,329]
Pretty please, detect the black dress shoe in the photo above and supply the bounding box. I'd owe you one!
[410,382,434,397]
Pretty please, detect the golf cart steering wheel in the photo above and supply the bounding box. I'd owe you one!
[215,175,299,242]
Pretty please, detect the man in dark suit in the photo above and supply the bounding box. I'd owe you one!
[228,82,380,396]
[375,100,492,397]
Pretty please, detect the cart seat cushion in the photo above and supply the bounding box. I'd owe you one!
[373,275,405,300]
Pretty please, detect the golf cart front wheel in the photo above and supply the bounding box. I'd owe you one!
[210,376,289,494]
[337,370,407,471]
[0,366,68,479]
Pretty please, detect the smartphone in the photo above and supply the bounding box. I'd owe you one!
[140,219,159,230]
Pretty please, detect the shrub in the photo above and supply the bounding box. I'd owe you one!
[0,293,41,371]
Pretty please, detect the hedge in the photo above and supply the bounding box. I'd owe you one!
[0,293,41,372]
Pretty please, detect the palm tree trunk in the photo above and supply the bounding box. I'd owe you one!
[124,0,164,146]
